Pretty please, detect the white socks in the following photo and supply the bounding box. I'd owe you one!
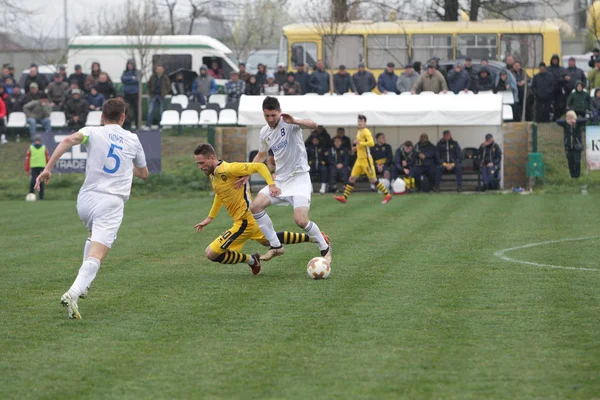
[253,210,282,247]
[320,183,327,192]
[304,221,328,251]
[68,258,101,300]
[83,238,91,263]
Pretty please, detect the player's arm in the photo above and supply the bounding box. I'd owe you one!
[359,130,375,148]
[252,151,268,163]
[133,139,149,180]
[230,162,281,197]
[133,166,149,180]
[195,194,222,233]
[281,113,317,130]
[35,131,84,190]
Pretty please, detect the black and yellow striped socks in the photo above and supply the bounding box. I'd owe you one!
[376,180,389,196]
[343,183,355,199]
[277,231,312,244]
[215,251,250,264]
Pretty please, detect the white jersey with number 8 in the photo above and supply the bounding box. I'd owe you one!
[79,125,147,201]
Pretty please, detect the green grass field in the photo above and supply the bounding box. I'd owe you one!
[1,194,600,399]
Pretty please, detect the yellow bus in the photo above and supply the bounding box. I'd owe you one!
[279,20,561,77]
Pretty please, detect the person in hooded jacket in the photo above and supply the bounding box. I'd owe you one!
[377,62,399,94]
[532,62,555,122]
[447,63,470,93]
[557,111,586,178]
[192,65,218,104]
[435,130,463,192]
[414,133,438,192]
[563,57,586,95]
[244,75,262,95]
[294,63,311,94]
[566,81,589,117]
[255,64,267,87]
[548,54,567,120]
[478,134,502,191]
[475,68,494,92]
[121,59,140,125]
[84,62,103,92]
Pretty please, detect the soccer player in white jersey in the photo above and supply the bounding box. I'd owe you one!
[239,96,332,264]
[35,99,148,319]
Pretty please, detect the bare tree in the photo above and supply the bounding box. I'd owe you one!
[428,0,563,21]
[0,1,36,31]
[186,0,236,35]
[163,0,179,35]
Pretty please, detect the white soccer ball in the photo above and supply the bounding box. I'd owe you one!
[392,178,406,195]
[25,193,37,202]
[377,178,390,194]
[307,257,331,280]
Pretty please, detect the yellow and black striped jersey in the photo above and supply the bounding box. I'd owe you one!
[355,128,374,160]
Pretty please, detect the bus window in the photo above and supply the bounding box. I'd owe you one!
[278,36,288,69]
[501,34,543,69]
[457,34,497,60]
[291,42,317,68]
[152,54,192,75]
[412,35,452,63]
[324,35,364,69]
[367,35,409,69]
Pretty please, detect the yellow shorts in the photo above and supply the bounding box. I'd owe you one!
[351,157,376,180]
[209,218,268,254]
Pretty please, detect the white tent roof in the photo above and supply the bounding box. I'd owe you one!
[238,94,503,126]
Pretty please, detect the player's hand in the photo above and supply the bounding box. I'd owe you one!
[281,113,295,124]
[487,162,493,167]
[234,176,250,189]
[377,165,383,172]
[194,217,213,233]
[336,163,343,169]
[401,161,407,167]
[35,170,51,191]
[419,153,425,160]
[269,184,281,197]
[403,168,410,175]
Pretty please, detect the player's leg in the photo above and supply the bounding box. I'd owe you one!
[335,162,360,203]
[292,202,332,264]
[367,160,391,203]
[455,163,463,192]
[250,189,285,260]
[206,220,261,274]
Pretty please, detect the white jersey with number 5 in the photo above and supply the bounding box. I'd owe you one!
[79,125,147,201]
[259,118,309,181]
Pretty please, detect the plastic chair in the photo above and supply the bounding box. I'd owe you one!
[458,90,475,95]
[361,92,377,96]
[503,104,514,121]
[160,110,180,126]
[420,91,435,95]
[85,111,102,126]
[170,95,189,109]
[50,111,67,128]
[199,109,218,125]
[179,110,199,126]
[167,103,183,113]
[7,112,27,128]
[400,92,412,96]
[218,109,237,125]
[208,94,227,108]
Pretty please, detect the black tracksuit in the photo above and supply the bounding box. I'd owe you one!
[414,140,438,190]
[371,143,393,177]
[557,118,586,178]
[392,147,416,180]
[306,142,330,184]
[436,138,462,187]
[478,142,502,189]
[329,145,350,186]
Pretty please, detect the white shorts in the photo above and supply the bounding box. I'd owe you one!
[77,192,125,248]
[258,172,312,209]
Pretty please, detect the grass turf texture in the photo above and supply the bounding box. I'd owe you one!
[1,194,599,399]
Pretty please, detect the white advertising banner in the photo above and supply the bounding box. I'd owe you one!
[586,125,600,170]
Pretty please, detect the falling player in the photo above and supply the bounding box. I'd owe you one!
[235,97,332,264]
[35,99,148,319]
[193,144,328,274]
[334,114,392,204]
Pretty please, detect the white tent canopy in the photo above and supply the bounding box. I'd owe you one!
[238,94,503,127]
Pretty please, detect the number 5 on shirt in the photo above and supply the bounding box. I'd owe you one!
[104,144,123,174]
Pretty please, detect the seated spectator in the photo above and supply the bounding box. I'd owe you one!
[95,72,116,100]
[475,68,494,93]
[255,64,267,87]
[68,64,87,93]
[329,136,350,192]
[23,94,52,136]
[334,127,352,150]
[396,63,418,93]
[238,62,251,83]
[306,133,330,194]
[352,62,376,94]
[192,65,217,104]
[62,80,81,104]
[447,63,470,94]
[262,73,281,96]
[392,141,416,191]
[245,75,262,95]
[306,125,332,148]
[24,64,48,93]
[3,77,15,95]
[46,73,69,110]
[8,84,25,113]
[57,65,68,82]
[84,62,102,92]
[478,134,502,190]
[0,66,11,84]
[63,89,88,129]
[0,84,8,105]
[25,83,42,103]
[333,65,356,94]
[567,81,589,118]
[282,72,301,95]
[372,133,393,181]
[87,86,105,111]
[208,60,224,79]
[591,89,600,123]
[0,95,5,137]
[275,62,287,86]
[225,71,245,106]
[309,60,330,95]
[414,133,438,192]
[435,130,463,192]
[377,62,399,94]
[412,65,448,94]
[171,72,190,96]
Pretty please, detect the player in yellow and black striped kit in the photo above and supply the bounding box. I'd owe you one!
[193,144,328,274]
[334,114,392,204]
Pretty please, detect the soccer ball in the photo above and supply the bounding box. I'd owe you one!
[307,257,331,280]
[25,193,37,202]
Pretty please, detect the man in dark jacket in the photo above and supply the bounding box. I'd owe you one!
[589,48,600,69]
[238,63,251,83]
[334,127,352,150]
[121,59,140,125]
[333,65,356,94]
[567,81,589,117]
[282,72,302,95]
[377,62,399,94]
[564,57,586,95]
[68,65,87,93]
[306,125,332,149]
[95,72,117,100]
[511,60,527,121]
[392,141,417,191]
[463,57,478,90]
[414,133,438,192]
[532,62,555,122]
[478,134,502,190]
[475,68,494,92]
[63,89,89,129]
[309,60,330,94]
[306,133,331,194]
[548,54,567,120]
[352,62,376,94]
[46,73,69,110]
[146,64,170,128]
[557,111,586,178]
[294,63,311,95]
[24,65,48,94]
[329,136,350,192]
[8,84,25,113]
[447,63,470,93]
[372,133,393,181]
[274,63,287,87]
[436,130,463,192]
[255,64,267,87]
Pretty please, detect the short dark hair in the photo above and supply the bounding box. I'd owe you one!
[358,114,367,122]
[404,140,413,147]
[333,136,342,142]
[337,127,345,132]
[102,98,127,122]
[375,132,385,139]
[193,143,217,157]
[262,96,281,111]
